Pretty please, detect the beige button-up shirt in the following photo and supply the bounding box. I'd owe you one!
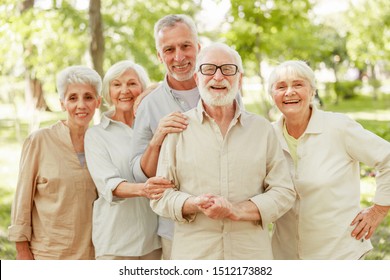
[8,121,97,259]
[151,101,295,260]
[272,107,390,259]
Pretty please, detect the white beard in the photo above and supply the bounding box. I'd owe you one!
[199,78,239,107]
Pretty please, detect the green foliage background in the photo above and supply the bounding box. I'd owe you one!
[0,0,389,260]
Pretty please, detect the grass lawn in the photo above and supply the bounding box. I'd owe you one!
[0,93,389,260]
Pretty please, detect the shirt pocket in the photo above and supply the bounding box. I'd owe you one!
[36,166,59,195]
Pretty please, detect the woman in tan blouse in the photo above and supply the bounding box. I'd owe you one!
[8,66,102,259]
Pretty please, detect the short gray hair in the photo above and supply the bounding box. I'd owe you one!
[56,66,102,101]
[267,60,316,96]
[154,14,198,51]
[102,60,150,106]
[196,42,244,74]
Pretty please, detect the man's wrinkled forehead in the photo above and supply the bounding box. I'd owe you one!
[199,49,234,65]
[156,22,196,50]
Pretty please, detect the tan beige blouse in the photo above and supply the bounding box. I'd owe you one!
[8,121,97,259]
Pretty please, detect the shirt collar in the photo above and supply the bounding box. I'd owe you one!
[275,105,323,136]
[304,105,323,134]
[195,98,244,126]
[100,110,116,129]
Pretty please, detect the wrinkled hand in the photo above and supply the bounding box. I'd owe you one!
[194,193,215,209]
[350,204,390,240]
[144,176,174,200]
[196,195,233,220]
[16,241,34,260]
[151,112,188,146]
[17,250,34,260]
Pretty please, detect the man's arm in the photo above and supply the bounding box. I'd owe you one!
[228,200,261,222]
[183,194,261,222]
[140,112,189,178]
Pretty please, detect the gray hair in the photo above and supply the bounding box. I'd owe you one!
[196,42,244,74]
[267,60,316,96]
[102,60,150,106]
[154,14,198,51]
[56,66,102,101]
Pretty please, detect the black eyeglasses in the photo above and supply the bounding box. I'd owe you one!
[199,64,239,76]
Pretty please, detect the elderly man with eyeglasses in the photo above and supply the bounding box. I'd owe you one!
[151,42,296,260]
[129,15,244,260]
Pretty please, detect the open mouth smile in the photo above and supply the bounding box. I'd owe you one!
[283,99,300,104]
[173,63,190,71]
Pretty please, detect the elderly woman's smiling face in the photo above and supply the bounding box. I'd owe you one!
[271,76,314,118]
[61,83,101,129]
[109,69,143,114]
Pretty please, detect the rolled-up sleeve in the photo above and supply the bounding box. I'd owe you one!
[250,129,296,228]
[8,136,38,242]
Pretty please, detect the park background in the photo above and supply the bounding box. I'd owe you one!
[0,0,389,260]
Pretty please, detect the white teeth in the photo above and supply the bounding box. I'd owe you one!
[175,64,188,69]
[284,100,299,104]
[211,85,226,89]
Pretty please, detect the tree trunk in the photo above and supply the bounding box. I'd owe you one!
[20,0,34,11]
[20,0,49,134]
[24,72,48,111]
[254,28,272,120]
[89,0,104,78]
[21,0,49,112]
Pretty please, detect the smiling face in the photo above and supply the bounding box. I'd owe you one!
[61,83,101,129]
[194,48,242,107]
[109,69,143,114]
[157,22,199,87]
[271,77,314,118]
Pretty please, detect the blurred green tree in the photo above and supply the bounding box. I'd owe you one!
[101,0,201,81]
[0,0,201,115]
[345,0,390,99]
[222,0,320,118]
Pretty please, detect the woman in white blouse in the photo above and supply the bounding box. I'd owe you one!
[85,60,173,260]
[268,60,390,259]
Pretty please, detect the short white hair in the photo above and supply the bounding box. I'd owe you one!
[267,60,316,96]
[102,60,150,106]
[196,42,244,74]
[56,66,102,100]
[154,14,198,51]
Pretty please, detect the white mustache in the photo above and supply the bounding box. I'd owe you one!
[207,80,231,90]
